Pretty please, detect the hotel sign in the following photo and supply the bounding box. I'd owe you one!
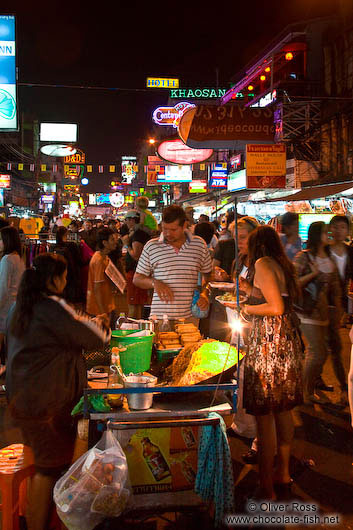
[147,77,179,88]
[170,87,227,99]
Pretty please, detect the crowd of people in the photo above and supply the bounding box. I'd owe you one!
[0,203,352,527]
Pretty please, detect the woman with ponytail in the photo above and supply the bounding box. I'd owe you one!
[239,225,303,501]
[5,253,111,530]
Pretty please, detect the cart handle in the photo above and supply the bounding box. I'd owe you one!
[107,417,220,430]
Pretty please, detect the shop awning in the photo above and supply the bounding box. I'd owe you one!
[264,181,353,202]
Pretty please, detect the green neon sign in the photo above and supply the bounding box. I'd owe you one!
[170,88,228,99]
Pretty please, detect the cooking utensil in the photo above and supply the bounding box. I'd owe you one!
[124,375,157,410]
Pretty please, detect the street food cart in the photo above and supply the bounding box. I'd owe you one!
[82,381,237,526]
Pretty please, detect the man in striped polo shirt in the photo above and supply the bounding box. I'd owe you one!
[133,205,212,326]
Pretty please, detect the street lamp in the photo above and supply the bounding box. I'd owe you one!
[148,138,156,145]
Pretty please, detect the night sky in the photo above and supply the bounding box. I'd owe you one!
[2,1,342,190]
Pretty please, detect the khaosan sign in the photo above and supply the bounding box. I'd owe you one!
[153,102,195,128]
[0,15,17,131]
[178,104,274,149]
[157,138,213,165]
[169,88,228,99]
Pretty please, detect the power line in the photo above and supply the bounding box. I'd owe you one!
[18,83,157,92]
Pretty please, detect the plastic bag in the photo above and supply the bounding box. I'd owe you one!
[191,288,209,319]
[54,429,131,530]
[71,394,111,416]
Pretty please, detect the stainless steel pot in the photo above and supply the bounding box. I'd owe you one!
[124,375,157,410]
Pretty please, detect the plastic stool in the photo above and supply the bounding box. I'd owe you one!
[0,444,35,530]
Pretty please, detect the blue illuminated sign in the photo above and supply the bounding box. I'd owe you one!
[96,193,111,205]
[0,15,17,131]
[210,164,228,188]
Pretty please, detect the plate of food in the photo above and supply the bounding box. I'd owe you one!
[215,293,246,308]
[209,282,235,291]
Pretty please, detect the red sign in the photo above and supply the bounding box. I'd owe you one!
[157,138,213,165]
[0,174,11,188]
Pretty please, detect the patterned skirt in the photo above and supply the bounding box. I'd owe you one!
[243,312,304,416]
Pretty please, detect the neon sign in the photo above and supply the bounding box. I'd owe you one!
[64,149,86,164]
[152,102,195,128]
[64,164,84,179]
[147,77,179,88]
[157,138,213,165]
[170,88,227,99]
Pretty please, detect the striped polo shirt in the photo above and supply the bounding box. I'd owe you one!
[135,231,212,319]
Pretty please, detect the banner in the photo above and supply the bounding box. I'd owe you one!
[0,15,17,131]
[178,104,274,149]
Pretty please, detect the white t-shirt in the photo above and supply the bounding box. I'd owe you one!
[135,231,212,319]
[330,249,347,280]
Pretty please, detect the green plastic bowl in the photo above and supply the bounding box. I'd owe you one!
[110,331,155,374]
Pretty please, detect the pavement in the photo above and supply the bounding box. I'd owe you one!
[0,328,352,529]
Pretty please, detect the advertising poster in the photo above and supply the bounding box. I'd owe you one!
[123,427,199,494]
[0,15,17,131]
[121,156,137,185]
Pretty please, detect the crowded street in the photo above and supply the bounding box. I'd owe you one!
[0,2,353,529]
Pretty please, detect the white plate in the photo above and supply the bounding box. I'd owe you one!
[215,295,246,308]
[209,282,235,291]
[87,371,108,380]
